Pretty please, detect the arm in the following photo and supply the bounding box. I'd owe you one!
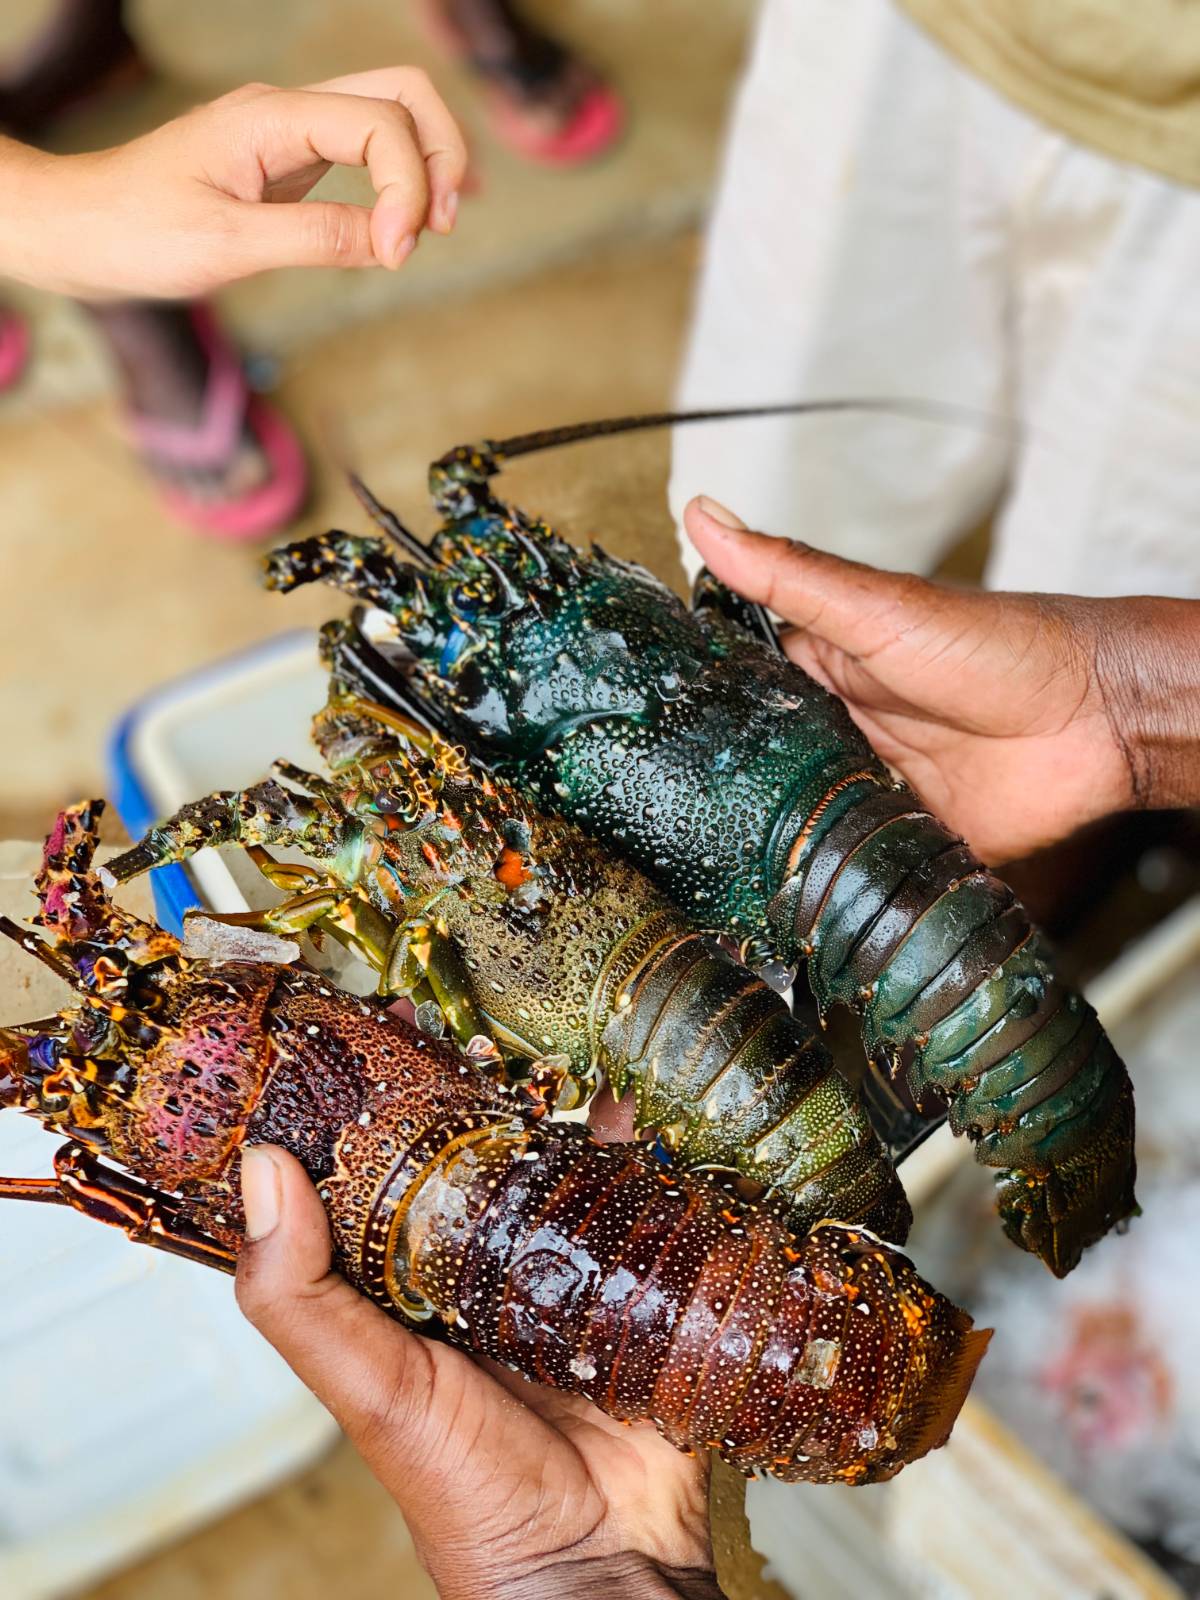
[685,496,1200,864]
[0,68,467,299]
[237,1146,722,1600]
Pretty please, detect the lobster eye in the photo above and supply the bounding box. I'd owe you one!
[451,583,483,620]
[29,1035,62,1071]
[372,787,408,815]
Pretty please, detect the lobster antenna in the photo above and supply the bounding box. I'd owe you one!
[347,474,435,567]
[338,612,465,744]
[474,396,1019,466]
[0,916,82,988]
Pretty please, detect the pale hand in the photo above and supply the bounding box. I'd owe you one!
[1,68,468,299]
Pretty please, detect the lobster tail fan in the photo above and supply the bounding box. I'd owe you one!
[998,1073,1138,1278]
[888,1322,992,1474]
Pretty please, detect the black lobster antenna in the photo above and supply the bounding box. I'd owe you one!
[464,396,1019,468]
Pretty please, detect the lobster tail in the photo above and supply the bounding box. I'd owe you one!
[596,922,912,1241]
[378,1113,987,1484]
[769,782,1138,1276]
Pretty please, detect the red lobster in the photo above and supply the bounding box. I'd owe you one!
[0,803,988,1485]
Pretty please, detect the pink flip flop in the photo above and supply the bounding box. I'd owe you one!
[0,310,30,393]
[488,80,625,167]
[416,0,625,168]
[125,303,308,541]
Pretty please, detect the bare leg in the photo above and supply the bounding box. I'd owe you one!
[0,0,142,138]
[83,301,272,506]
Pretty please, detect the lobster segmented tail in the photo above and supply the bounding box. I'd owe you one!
[595,921,913,1243]
[386,1115,989,1483]
[767,780,1137,1277]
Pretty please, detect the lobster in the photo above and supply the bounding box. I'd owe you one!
[260,402,1138,1278]
[0,802,989,1486]
[105,677,911,1243]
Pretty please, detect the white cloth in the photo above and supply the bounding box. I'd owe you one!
[669,0,1200,599]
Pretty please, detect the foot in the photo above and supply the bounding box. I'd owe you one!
[0,0,146,139]
[87,301,308,538]
[422,0,624,164]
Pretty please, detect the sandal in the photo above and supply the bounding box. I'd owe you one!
[418,0,625,167]
[125,304,308,541]
[0,309,30,394]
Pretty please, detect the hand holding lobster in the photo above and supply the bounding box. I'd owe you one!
[685,496,1200,864]
[238,1142,721,1600]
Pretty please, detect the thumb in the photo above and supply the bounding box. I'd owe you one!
[235,1146,442,1466]
[684,495,930,659]
[229,197,389,276]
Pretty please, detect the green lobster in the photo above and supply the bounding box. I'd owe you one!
[107,677,911,1243]
[260,404,1138,1278]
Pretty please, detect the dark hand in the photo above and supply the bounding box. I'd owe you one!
[685,496,1200,863]
[236,1145,719,1600]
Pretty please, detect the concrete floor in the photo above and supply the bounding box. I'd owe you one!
[0,3,754,1595]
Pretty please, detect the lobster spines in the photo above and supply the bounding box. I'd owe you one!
[264,531,417,611]
[33,799,179,973]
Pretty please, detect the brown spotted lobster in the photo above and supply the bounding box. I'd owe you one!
[0,803,988,1485]
[105,674,911,1244]
[259,402,1138,1278]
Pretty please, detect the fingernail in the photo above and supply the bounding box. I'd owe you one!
[374,209,418,269]
[242,1146,281,1241]
[442,190,459,230]
[696,496,747,531]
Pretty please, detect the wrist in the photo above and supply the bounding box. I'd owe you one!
[0,137,68,291]
[1091,596,1200,814]
[435,1551,723,1600]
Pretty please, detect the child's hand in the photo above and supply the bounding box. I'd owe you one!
[1,67,468,299]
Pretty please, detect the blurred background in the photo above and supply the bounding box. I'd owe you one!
[2,2,1200,1598]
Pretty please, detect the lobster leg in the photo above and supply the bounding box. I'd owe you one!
[324,617,467,745]
[264,531,433,615]
[242,844,328,894]
[106,780,356,884]
[0,1144,237,1273]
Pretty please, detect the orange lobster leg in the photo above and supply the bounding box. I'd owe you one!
[0,1143,238,1274]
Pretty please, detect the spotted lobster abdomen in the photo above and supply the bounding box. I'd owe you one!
[351,1110,987,1484]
